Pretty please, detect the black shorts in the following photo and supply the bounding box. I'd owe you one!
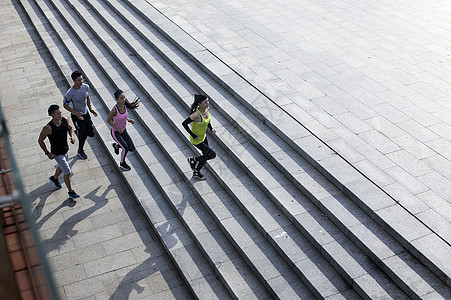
[71,112,95,138]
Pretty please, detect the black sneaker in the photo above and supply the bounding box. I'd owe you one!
[77,149,87,159]
[187,156,196,170]
[192,171,206,180]
[49,176,62,189]
[68,190,80,199]
[120,161,131,171]
[112,143,119,155]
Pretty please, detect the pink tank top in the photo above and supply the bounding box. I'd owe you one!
[112,105,128,131]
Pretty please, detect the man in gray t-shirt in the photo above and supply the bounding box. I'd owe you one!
[63,70,98,159]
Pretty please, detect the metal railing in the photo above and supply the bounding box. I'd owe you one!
[0,103,59,300]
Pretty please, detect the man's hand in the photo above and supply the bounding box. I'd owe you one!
[70,136,75,144]
[75,111,84,120]
[90,108,98,117]
[46,152,56,159]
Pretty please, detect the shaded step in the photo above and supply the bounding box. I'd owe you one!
[64,0,375,298]
[49,0,323,297]
[38,0,444,298]
[18,0,233,298]
[120,0,451,295]
[20,0,451,299]
[90,1,451,299]
[127,0,451,290]
[22,0,322,296]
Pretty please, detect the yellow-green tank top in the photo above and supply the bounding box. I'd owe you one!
[190,108,211,145]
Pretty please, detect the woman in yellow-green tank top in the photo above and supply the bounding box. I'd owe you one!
[182,93,217,180]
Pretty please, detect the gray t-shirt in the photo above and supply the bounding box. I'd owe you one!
[63,83,90,115]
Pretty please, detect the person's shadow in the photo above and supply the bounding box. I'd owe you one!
[41,185,110,254]
[108,249,157,300]
[108,245,192,300]
[31,155,78,221]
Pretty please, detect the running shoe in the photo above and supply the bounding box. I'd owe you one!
[68,190,80,200]
[120,161,131,171]
[187,156,196,170]
[192,171,206,180]
[112,143,119,155]
[77,149,88,159]
[49,176,62,189]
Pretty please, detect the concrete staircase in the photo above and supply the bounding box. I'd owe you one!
[19,0,451,298]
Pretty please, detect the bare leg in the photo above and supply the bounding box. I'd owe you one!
[53,166,62,180]
[63,174,72,191]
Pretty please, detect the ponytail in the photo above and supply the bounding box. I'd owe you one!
[125,97,140,110]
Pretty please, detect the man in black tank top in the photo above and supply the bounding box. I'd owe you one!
[38,105,79,200]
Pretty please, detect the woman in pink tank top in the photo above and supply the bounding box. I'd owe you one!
[106,89,140,171]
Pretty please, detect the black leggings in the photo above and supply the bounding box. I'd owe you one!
[111,128,135,163]
[71,113,95,151]
[194,137,216,171]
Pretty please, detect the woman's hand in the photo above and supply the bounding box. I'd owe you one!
[114,126,124,133]
[127,118,135,125]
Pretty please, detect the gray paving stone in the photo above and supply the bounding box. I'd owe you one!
[9,0,451,297]
[356,159,396,188]
[266,272,314,299]
[294,209,346,247]
[377,205,431,244]
[63,274,111,300]
[220,213,265,249]
[52,264,88,287]
[422,153,451,182]
[355,143,397,170]
[392,134,437,159]
[322,239,369,282]
[294,254,349,299]
[383,183,430,215]
[416,209,451,244]
[359,130,402,154]
[83,250,137,277]
[398,119,441,143]
[353,273,408,300]
[417,172,451,201]
[295,170,342,201]
[385,165,429,195]
[386,149,433,177]
[344,179,396,214]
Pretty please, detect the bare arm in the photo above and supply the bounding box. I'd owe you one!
[86,94,97,117]
[106,107,122,133]
[63,102,83,120]
[189,111,201,123]
[38,125,55,159]
[65,117,75,144]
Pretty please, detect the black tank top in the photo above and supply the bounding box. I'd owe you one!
[48,118,69,155]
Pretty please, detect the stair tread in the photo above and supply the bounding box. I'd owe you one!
[20,0,451,298]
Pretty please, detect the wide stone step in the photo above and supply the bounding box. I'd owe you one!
[121,0,451,295]
[19,0,240,298]
[21,0,322,298]
[126,0,451,291]
[91,1,451,299]
[64,0,396,298]
[51,0,329,297]
[20,0,451,298]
